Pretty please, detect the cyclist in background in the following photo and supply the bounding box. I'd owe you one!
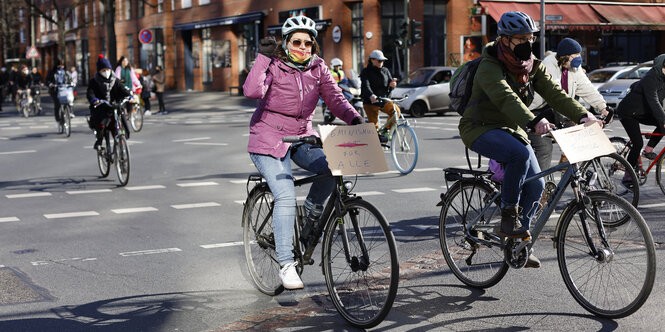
[88,55,133,150]
[15,66,32,111]
[243,15,363,290]
[458,11,598,268]
[330,58,353,102]
[46,61,72,124]
[617,54,665,171]
[360,50,399,141]
[528,38,611,170]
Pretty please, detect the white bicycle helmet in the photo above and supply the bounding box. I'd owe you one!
[282,15,318,38]
[330,58,343,67]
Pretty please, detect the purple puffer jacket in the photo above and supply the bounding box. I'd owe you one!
[244,54,360,158]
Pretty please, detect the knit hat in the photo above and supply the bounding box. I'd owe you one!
[96,54,112,72]
[557,38,582,57]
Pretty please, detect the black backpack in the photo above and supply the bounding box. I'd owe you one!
[448,57,483,116]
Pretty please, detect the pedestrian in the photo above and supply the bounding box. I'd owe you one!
[360,50,399,142]
[69,66,78,96]
[114,56,141,93]
[152,65,166,114]
[617,54,665,176]
[458,11,599,268]
[0,67,7,111]
[138,68,152,115]
[8,66,18,102]
[243,15,363,290]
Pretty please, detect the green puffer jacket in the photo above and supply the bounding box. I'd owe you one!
[459,41,588,148]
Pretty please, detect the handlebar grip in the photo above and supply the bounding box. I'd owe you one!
[526,110,549,132]
[282,136,301,143]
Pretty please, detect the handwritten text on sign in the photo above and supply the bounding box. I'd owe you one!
[550,121,616,164]
[319,123,388,175]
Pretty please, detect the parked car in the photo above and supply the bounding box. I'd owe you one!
[578,65,633,110]
[390,66,456,117]
[597,61,653,109]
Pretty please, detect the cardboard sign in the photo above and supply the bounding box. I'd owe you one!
[319,123,388,175]
[550,121,616,164]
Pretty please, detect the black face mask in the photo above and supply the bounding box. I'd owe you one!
[513,42,532,61]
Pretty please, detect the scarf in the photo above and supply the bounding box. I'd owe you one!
[561,68,569,93]
[497,41,533,84]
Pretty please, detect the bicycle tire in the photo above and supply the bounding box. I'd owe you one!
[242,186,284,296]
[57,106,65,134]
[439,180,509,288]
[556,191,655,318]
[655,152,665,195]
[97,142,111,178]
[390,123,418,174]
[610,137,629,156]
[115,135,130,186]
[63,105,71,137]
[22,104,30,118]
[322,198,398,329]
[130,103,144,132]
[580,153,639,207]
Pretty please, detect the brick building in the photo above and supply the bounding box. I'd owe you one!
[26,0,665,92]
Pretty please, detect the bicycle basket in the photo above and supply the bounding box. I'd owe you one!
[57,86,74,104]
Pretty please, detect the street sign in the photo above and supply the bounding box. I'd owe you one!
[545,15,563,22]
[26,46,40,59]
[139,28,153,44]
[332,26,341,43]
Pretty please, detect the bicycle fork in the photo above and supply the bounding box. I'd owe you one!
[572,172,613,263]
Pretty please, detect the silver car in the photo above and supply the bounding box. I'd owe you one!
[598,61,653,109]
[390,66,457,117]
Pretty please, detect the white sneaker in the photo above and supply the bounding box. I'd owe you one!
[279,262,304,289]
[144,110,152,116]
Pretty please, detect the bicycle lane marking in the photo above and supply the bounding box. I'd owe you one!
[0,150,37,155]
[176,182,219,187]
[0,217,19,223]
[6,192,52,198]
[44,211,100,219]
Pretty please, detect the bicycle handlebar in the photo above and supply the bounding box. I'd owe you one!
[282,136,322,145]
[93,96,133,109]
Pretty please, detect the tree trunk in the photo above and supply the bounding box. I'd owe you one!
[58,20,67,64]
[104,0,117,65]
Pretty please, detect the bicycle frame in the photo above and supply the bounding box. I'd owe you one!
[625,133,665,175]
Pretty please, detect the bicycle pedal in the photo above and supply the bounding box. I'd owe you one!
[521,236,532,242]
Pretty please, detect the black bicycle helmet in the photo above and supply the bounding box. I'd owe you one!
[497,11,539,36]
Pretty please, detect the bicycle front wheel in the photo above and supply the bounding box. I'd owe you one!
[242,186,284,296]
[63,105,71,137]
[97,144,110,178]
[130,103,144,132]
[556,191,655,318]
[22,104,30,118]
[581,153,639,207]
[322,198,398,329]
[439,180,508,288]
[390,123,418,174]
[115,136,130,186]
[655,153,665,195]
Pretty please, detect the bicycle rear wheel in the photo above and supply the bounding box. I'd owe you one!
[63,105,71,137]
[115,135,130,186]
[97,142,111,178]
[581,153,639,207]
[439,180,508,288]
[322,198,398,329]
[390,123,418,174]
[242,186,284,296]
[130,103,144,132]
[556,191,655,318]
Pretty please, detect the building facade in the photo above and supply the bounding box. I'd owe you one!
[24,0,665,91]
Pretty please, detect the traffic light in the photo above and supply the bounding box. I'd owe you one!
[409,19,422,46]
[399,21,409,39]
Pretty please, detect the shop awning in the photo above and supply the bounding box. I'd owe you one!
[173,11,265,30]
[591,4,665,30]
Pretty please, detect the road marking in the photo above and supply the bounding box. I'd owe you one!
[414,167,441,172]
[184,121,204,124]
[32,257,98,266]
[234,200,245,205]
[44,211,100,219]
[29,125,49,129]
[184,142,228,146]
[392,187,436,193]
[229,179,247,184]
[7,192,52,198]
[66,189,113,195]
[119,248,182,257]
[355,191,385,196]
[0,217,19,223]
[172,137,210,142]
[200,241,244,249]
[171,202,221,209]
[0,150,37,155]
[111,207,158,214]
[640,202,665,208]
[125,185,166,191]
[176,181,218,187]
[0,127,21,130]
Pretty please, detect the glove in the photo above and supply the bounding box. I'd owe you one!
[350,116,364,125]
[258,37,278,57]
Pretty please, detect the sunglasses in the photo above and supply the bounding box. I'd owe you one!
[291,39,314,47]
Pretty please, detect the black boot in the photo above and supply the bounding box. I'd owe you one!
[498,206,530,239]
[300,215,325,261]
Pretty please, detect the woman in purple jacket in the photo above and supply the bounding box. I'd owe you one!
[243,15,363,290]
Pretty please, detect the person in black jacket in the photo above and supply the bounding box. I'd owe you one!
[618,54,665,172]
[360,50,399,139]
[87,55,133,149]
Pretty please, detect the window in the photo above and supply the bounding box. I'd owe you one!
[201,28,211,83]
[138,1,145,17]
[124,0,131,20]
[84,5,89,25]
[181,0,191,9]
[171,0,175,11]
[158,0,164,13]
[351,2,364,74]
[73,7,78,28]
[199,0,210,5]
[423,0,447,66]
[127,34,134,64]
[92,1,96,25]
[40,16,45,33]
[99,1,105,25]
[19,9,23,22]
[65,9,71,30]
[20,29,26,43]
[381,0,406,78]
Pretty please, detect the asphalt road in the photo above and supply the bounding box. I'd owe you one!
[0,94,663,331]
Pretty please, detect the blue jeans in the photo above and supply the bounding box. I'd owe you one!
[250,143,335,266]
[471,129,544,229]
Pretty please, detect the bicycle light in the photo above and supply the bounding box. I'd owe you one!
[343,181,354,192]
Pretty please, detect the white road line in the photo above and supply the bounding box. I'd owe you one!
[29,126,49,129]
[171,202,221,209]
[0,150,37,155]
[200,241,244,249]
[0,217,19,223]
[172,137,211,142]
[355,191,385,196]
[0,127,21,130]
[119,248,182,257]
[31,257,98,266]
[229,179,247,184]
[234,200,245,205]
[184,142,228,146]
[640,202,665,208]
[111,207,158,214]
[7,192,52,198]
[184,121,204,124]
[176,181,219,187]
[124,185,166,191]
[44,211,100,219]
[392,187,436,193]
[66,189,112,195]
[414,167,442,172]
